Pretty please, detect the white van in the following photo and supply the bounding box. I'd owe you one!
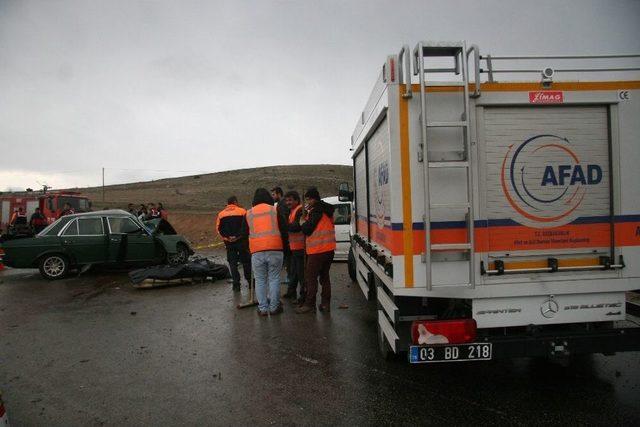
[322,196,351,261]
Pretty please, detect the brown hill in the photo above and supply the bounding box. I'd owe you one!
[75,164,352,248]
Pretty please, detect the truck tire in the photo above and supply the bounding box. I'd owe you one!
[348,247,356,282]
[39,254,69,280]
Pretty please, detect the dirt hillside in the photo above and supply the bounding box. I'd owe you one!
[73,164,353,248]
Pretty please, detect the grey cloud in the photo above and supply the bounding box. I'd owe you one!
[0,0,639,190]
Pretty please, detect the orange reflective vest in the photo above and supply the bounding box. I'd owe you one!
[247,203,283,253]
[305,211,336,255]
[288,204,305,251]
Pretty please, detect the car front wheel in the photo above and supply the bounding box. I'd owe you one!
[39,254,69,280]
[167,244,189,265]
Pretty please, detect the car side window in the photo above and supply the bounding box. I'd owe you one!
[62,219,79,236]
[108,217,142,234]
[78,218,104,235]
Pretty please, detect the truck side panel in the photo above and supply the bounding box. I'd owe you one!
[366,116,392,253]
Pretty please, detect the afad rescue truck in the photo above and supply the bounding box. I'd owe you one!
[344,41,640,363]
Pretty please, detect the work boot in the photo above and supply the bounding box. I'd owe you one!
[232,283,241,292]
[295,305,315,314]
[270,306,284,316]
[318,304,330,313]
[257,310,269,317]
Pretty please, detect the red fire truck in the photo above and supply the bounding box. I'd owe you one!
[0,191,91,233]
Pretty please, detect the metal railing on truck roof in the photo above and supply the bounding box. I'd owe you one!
[466,47,640,96]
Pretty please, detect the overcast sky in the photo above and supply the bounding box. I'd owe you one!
[1,0,639,190]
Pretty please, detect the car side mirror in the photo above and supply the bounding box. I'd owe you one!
[338,182,353,202]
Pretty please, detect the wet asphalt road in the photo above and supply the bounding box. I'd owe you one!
[1,261,639,426]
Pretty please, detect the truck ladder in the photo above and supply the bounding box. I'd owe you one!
[413,41,475,290]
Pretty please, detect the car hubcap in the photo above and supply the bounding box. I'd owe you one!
[44,256,65,277]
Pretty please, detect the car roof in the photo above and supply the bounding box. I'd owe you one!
[65,209,135,219]
[322,196,347,205]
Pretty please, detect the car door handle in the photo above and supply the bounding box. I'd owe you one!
[110,238,120,242]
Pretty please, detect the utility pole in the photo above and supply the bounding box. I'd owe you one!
[102,167,105,203]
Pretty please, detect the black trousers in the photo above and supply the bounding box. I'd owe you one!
[287,250,305,297]
[226,242,251,285]
[304,251,334,307]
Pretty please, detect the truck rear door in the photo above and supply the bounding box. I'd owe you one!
[482,105,613,265]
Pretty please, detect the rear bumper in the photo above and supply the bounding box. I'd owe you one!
[479,321,640,359]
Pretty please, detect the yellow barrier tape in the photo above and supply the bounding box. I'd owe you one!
[194,242,225,250]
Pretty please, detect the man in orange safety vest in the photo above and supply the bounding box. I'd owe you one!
[295,187,336,314]
[243,188,287,316]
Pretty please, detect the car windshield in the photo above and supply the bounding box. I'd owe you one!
[57,196,89,211]
[37,216,73,236]
[143,218,177,235]
[333,203,351,225]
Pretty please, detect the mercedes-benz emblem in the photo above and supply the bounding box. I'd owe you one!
[541,298,559,318]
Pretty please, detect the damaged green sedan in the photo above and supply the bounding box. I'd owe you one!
[0,210,194,280]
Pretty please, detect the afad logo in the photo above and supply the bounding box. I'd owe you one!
[500,134,603,228]
[374,160,389,229]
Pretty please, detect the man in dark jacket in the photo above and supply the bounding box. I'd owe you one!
[295,187,336,314]
[216,196,252,292]
[29,208,48,233]
[283,191,305,302]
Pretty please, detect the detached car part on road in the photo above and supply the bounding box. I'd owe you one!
[0,210,193,280]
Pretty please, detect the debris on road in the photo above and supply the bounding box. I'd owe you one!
[297,355,319,365]
[129,257,230,289]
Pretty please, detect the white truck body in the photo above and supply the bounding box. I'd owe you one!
[348,41,640,361]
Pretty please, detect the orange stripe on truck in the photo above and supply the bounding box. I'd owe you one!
[362,217,640,256]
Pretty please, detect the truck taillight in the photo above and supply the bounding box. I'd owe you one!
[411,319,477,345]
